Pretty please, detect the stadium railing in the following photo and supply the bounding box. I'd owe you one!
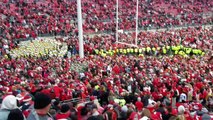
[60,96,97,104]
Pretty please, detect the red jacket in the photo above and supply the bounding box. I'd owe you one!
[135,101,143,111]
[55,112,71,120]
[53,86,62,98]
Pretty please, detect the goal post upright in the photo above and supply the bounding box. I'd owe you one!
[135,0,139,46]
[116,0,119,43]
[77,0,84,58]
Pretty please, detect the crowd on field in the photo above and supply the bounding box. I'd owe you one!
[0,0,213,120]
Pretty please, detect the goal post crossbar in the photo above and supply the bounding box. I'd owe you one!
[116,41,138,48]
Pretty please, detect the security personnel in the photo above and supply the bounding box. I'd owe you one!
[120,49,123,54]
[171,46,176,51]
[123,49,127,54]
[116,49,119,54]
[130,48,134,54]
[105,50,109,56]
[94,49,99,55]
[166,46,170,49]
[135,48,138,53]
[152,47,156,54]
[201,52,205,56]
[197,49,202,55]
[146,47,151,52]
[185,48,192,54]
[146,47,151,55]
[152,47,156,51]
[110,51,114,56]
[127,48,130,53]
[138,48,143,56]
[192,49,198,55]
[173,46,179,54]
[178,50,185,56]
[100,49,104,54]
[142,48,146,52]
[139,48,142,54]
[101,52,106,57]
[119,99,126,106]
[157,47,161,51]
[162,47,167,54]
[177,45,181,51]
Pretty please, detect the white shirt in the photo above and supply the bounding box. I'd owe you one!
[179,93,187,102]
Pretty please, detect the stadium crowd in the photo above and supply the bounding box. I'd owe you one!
[0,0,212,40]
[0,0,213,120]
[0,25,213,120]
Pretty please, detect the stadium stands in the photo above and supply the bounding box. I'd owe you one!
[0,0,213,120]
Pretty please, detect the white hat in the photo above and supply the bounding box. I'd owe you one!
[121,105,128,112]
[137,97,141,101]
[178,105,185,114]
[1,95,18,110]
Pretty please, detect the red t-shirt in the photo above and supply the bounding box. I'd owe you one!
[135,101,143,111]
[55,112,71,120]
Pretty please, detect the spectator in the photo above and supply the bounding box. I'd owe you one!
[120,105,128,120]
[55,103,71,120]
[27,93,52,120]
[0,95,18,120]
[87,104,104,120]
[140,108,151,120]
[135,97,143,112]
[52,100,60,113]
[177,105,186,120]
[7,108,25,120]
[162,107,176,120]
[202,113,211,120]
[20,95,33,118]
